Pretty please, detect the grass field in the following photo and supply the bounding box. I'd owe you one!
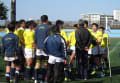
[0,38,120,83]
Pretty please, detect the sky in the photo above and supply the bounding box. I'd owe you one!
[1,0,120,21]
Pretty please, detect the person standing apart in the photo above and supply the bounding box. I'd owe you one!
[75,20,92,80]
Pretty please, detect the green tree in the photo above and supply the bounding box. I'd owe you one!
[0,1,8,20]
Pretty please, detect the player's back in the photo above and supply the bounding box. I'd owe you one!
[35,24,50,49]
[23,29,35,49]
[2,33,19,57]
[60,30,68,41]
[68,31,76,47]
[44,33,66,58]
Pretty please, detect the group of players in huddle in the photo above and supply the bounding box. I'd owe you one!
[1,15,109,83]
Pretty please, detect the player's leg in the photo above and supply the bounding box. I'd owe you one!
[10,62,16,82]
[25,58,33,80]
[5,61,11,83]
[54,62,64,83]
[70,53,76,68]
[47,63,54,83]
[34,56,41,83]
[83,51,88,80]
[14,60,20,83]
[42,56,49,82]
[24,48,34,80]
[47,55,56,83]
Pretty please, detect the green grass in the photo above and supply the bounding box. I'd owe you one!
[0,38,120,83]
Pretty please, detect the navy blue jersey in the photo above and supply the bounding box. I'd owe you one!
[1,33,19,57]
[35,24,50,49]
[43,33,67,59]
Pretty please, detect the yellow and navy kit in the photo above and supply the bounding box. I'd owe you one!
[1,33,19,57]
[101,33,109,48]
[68,31,76,47]
[23,29,35,49]
[60,30,68,41]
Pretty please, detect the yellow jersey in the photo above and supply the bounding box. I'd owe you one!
[60,30,68,41]
[17,27,24,46]
[89,30,102,49]
[101,33,109,48]
[68,31,76,47]
[17,27,24,40]
[23,29,35,49]
[6,29,18,36]
[88,28,93,34]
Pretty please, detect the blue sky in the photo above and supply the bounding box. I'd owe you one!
[1,0,120,21]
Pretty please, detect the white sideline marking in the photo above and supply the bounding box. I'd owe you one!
[109,42,120,55]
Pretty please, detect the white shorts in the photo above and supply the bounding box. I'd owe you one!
[88,46,98,55]
[48,55,64,64]
[70,46,76,54]
[24,48,35,58]
[36,49,47,56]
[4,56,18,61]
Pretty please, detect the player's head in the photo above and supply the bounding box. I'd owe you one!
[25,21,32,29]
[31,21,37,31]
[92,23,98,32]
[41,15,48,24]
[83,20,88,28]
[100,27,105,33]
[48,21,52,27]
[73,24,78,31]
[7,22,15,32]
[19,19,25,28]
[51,25,60,34]
[15,21,20,29]
[78,19,84,27]
[56,20,64,29]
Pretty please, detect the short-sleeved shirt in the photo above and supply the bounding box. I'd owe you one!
[89,30,102,49]
[101,33,109,48]
[23,29,35,49]
[60,30,68,41]
[68,31,76,47]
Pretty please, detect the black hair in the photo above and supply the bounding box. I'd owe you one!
[73,24,78,28]
[92,23,98,28]
[29,20,37,27]
[51,25,60,33]
[78,19,84,27]
[48,21,52,26]
[83,20,88,26]
[100,27,105,30]
[7,23,15,32]
[19,19,25,25]
[41,15,48,23]
[56,20,64,26]
[32,22,37,27]
[25,21,31,28]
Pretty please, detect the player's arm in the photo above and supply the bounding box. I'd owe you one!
[32,32,36,49]
[15,36,20,56]
[43,37,49,54]
[61,37,68,64]
[86,31,93,49]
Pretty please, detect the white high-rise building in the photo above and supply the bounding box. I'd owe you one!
[113,10,120,21]
[81,14,113,26]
